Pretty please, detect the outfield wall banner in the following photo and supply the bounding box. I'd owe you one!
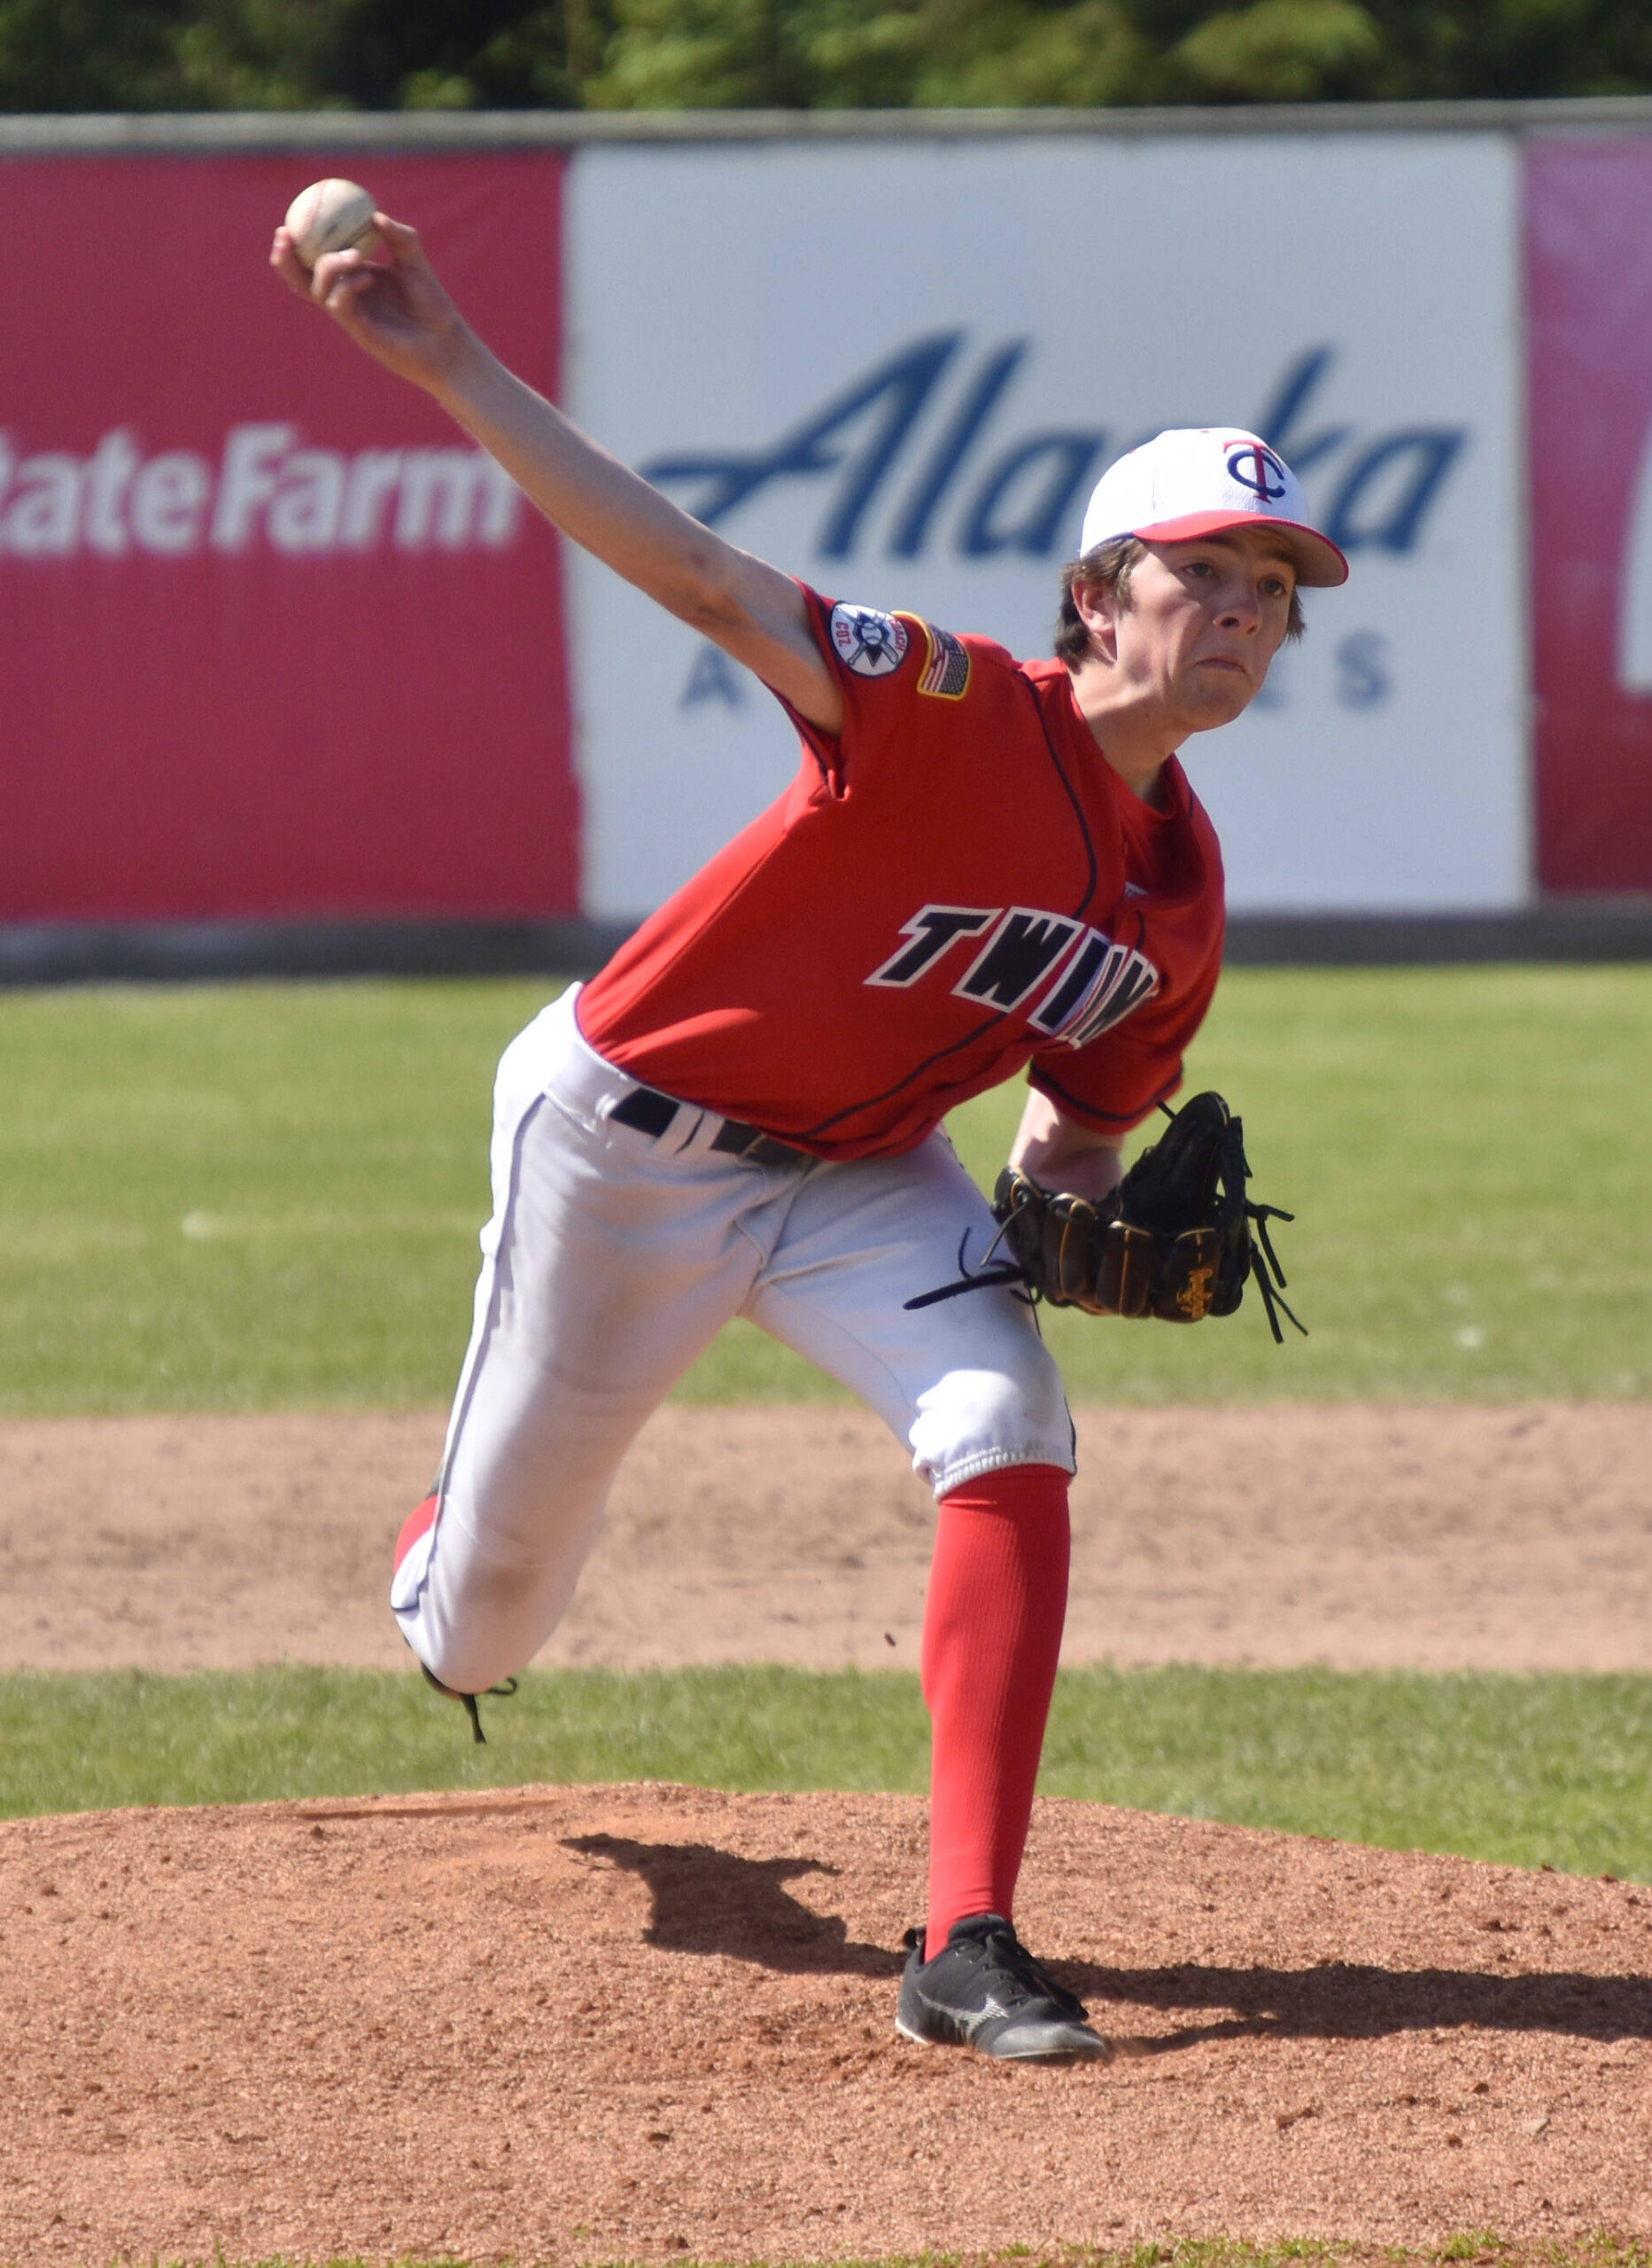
[1526,137,1652,893]
[0,151,576,923]
[565,135,1527,918]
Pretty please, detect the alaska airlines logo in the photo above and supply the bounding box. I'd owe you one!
[645,339,1465,563]
[868,904,1160,1048]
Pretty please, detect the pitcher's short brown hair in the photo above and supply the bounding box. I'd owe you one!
[1055,536,1306,663]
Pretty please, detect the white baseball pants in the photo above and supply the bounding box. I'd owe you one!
[392,987,1074,1695]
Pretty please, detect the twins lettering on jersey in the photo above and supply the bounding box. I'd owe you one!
[868,904,1160,1048]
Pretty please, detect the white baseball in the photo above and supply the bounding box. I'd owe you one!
[283,178,380,269]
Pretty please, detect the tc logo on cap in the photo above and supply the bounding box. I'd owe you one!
[1076,425,1350,584]
[1226,442,1291,503]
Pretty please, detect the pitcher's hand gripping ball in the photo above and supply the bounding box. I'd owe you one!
[993,1091,1306,1341]
[283,178,381,269]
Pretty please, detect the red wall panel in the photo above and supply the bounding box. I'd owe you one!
[0,152,576,921]
[1526,138,1652,893]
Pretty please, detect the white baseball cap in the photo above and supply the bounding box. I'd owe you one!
[1078,427,1348,587]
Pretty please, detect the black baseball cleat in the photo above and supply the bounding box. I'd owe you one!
[417,1661,517,1745]
[896,1913,1113,2063]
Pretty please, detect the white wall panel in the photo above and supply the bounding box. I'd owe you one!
[565,135,1525,916]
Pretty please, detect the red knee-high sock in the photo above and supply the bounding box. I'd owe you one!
[920,1463,1070,1961]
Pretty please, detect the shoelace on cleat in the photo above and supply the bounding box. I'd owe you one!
[945,1920,1089,2020]
[977,1924,1088,2018]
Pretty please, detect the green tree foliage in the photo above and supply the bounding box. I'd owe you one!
[1172,0,1383,104]
[3,0,1652,112]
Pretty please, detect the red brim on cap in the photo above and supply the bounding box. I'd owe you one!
[1134,509,1349,588]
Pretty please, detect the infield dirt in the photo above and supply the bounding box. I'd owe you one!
[5,1400,1652,1674]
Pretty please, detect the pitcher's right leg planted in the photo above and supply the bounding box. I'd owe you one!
[391,999,771,1696]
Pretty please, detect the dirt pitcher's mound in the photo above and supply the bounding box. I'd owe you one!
[4,1784,1650,2263]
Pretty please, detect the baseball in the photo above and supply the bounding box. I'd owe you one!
[283,178,380,269]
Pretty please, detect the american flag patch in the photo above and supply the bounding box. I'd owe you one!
[916,623,971,700]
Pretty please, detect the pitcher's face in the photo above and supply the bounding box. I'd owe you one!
[1107,528,1298,732]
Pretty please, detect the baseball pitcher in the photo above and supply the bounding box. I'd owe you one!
[274,205,1345,2064]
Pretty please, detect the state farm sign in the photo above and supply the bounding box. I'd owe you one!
[0,149,572,923]
[0,424,521,559]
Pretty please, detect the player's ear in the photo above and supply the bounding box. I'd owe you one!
[1069,573,1121,665]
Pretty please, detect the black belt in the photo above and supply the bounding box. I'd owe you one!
[609,1082,809,1169]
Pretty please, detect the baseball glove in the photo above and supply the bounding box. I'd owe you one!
[905,1091,1303,1342]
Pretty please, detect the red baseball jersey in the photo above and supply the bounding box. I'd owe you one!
[577,588,1225,1160]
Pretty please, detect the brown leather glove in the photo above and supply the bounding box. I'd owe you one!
[990,1091,1304,1340]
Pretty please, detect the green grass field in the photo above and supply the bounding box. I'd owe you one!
[3,966,1649,1411]
[4,971,1650,1879]
[7,1660,1652,1884]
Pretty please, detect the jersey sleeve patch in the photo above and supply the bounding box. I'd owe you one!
[829,602,910,678]
[916,621,971,701]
